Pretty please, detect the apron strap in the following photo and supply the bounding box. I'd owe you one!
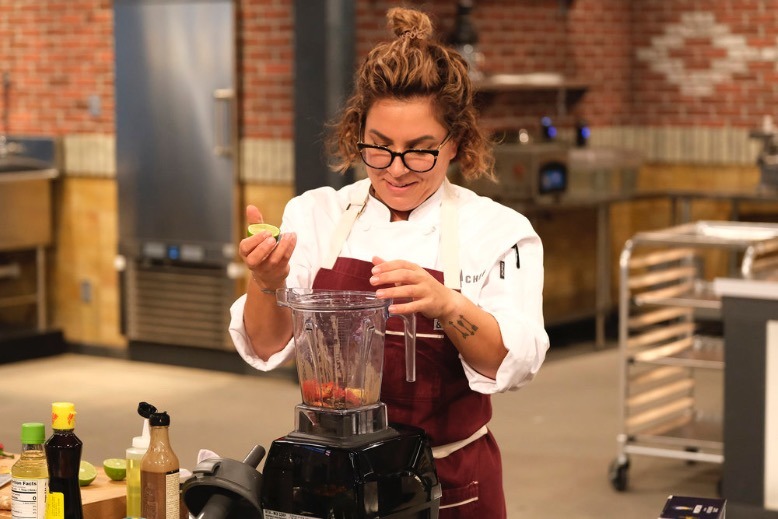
[432,424,488,459]
[440,179,461,290]
[322,182,370,269]
[323,179,461,288]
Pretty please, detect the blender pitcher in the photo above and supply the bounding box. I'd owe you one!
[276,289,416,410]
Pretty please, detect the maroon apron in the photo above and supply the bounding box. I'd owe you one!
[313,256,507,518]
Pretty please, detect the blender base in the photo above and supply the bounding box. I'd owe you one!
[261,423,441,519]
[295,402,389,440]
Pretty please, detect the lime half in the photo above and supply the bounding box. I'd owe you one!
[78,460,97,487]
[247,223,281,241]
[103,458,127,481]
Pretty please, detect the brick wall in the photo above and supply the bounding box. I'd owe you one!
[239,0,293,140]
[567,0,633,127]
[355,0,633,132]
[1,1,774,141]
[631,1,778,128]
[0,0,114,135]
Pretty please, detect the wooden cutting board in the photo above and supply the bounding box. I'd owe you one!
[0,454,126,519]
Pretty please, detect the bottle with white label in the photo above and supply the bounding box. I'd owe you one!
[140,411,179,519]
[11,422,48,519]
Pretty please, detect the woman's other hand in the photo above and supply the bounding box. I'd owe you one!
[240,205,297,290]
[370,256,457,320]
[370,255,507,379]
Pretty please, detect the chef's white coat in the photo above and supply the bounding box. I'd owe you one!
[230,178,549,394]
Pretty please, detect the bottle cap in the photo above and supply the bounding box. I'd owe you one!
[149,411,170,427]
[20,422,45,445]
[51,402,76,430]
[138,401,157,419]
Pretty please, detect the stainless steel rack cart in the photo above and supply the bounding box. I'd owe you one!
[609,221,778,491]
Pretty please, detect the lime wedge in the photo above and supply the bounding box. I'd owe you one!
[103,458,127,481]
[247,223,281,241]
[78,460,97,487]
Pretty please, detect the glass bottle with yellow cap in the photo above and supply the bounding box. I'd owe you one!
[44,402,83,519]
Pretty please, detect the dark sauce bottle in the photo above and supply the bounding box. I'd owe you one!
[44,402,83,519]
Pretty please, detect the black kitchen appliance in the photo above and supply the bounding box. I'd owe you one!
[261,403,441,518]
[462,141,569,202]
[181,406,440,519]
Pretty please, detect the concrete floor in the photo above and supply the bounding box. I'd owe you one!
[0,345,722,518]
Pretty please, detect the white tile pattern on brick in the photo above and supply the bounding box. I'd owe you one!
[591,126,761,165]
[241,138,294,183]
[63,134,116,177]
[636,11,778,97]
[60,136,295,183]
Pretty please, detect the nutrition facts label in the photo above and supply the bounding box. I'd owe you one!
[11,478,48,519]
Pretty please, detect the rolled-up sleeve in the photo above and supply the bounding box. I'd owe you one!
[229,293,295,370]
[461,232,549,394]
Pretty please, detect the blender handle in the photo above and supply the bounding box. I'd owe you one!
[390,310,416,382]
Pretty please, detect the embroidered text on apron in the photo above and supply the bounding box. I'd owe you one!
[311,180,507,518]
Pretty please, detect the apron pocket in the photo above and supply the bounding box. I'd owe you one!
[440,480,479,511]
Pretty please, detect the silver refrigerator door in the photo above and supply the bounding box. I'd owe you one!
[115,0,240,351]
[115,0,237,265]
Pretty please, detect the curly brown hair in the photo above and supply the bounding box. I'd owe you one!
[327,7,495,181]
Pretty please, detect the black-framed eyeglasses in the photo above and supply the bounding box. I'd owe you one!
[357,133,452,173]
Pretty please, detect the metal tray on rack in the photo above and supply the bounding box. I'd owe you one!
[633,220,778,247]
[631,335,724,369]
[634,280,721,309]
[631,413,723,457]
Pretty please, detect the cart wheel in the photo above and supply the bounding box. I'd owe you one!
[608,457,630,492]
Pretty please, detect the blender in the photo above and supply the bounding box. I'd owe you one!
[261,289,441,518]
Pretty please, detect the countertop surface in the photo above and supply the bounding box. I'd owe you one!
[506,186,778,209]
[714,277,778,301]
[0,455,126,519]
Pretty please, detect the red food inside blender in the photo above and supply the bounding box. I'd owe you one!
[301,380,366,408]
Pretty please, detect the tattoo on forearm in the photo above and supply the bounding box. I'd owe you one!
[448,314,478,339]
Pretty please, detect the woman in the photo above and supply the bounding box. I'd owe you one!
[230,7,549,517]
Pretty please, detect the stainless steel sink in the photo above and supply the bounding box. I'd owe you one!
[0,155,57,174]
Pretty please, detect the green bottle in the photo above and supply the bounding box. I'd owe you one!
[11,422,48,519]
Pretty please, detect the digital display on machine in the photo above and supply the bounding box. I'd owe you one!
[538,161,568,194]
[167,245,180,261]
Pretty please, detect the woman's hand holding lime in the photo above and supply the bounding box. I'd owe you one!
[240,205,296,290]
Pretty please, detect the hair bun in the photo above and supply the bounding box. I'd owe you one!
[387,7,433,40]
